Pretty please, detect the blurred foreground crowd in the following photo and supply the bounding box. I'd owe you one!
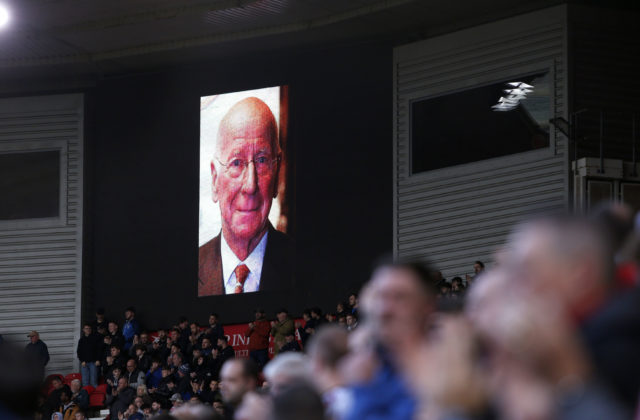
[3,205,640,420]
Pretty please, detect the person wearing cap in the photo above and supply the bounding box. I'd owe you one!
[122,307,140,352]
[169,393,184,412]
[176,364,192,400]
[25,330,49,380]
[245,308,270,370]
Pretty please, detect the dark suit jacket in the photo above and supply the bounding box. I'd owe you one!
[198,225,294,296]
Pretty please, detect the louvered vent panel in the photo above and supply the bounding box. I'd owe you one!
[0,94,83,375]
[393,7,569,278]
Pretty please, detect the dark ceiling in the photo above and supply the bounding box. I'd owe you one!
[0,0,571,78]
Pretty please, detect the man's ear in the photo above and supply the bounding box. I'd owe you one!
[211,160,219,203]
[272,153,282,199]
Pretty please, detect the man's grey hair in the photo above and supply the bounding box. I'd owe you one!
[172,404,221,420]
[512,215,614,283]
[264,352,311,385]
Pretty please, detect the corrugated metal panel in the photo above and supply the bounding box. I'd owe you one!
[393,6,569,279]
[0,94,83,375]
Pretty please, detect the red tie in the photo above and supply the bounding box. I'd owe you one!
[234,264,250,293]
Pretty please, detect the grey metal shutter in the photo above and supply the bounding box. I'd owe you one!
[0,94,84,375]
[393,7,569,279]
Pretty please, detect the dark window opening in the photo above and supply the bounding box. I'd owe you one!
[411,71,551,174]
[0,150,60,220]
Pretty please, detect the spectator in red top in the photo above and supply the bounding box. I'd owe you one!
[245,308,270,370]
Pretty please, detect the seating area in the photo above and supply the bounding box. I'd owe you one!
[44,373,108,414]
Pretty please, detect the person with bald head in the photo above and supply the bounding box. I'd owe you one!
[199,96,294,296]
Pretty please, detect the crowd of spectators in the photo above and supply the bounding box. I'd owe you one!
[3,204,640,420]
[26,293,362,420]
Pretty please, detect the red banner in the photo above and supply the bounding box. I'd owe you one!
[150,320,303,360]
[223,319,303,359]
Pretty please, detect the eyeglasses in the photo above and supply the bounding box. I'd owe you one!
[216,155,280,179]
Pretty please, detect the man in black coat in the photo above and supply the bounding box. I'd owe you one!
[105,376,135,419]
[24,331,49,381]
[77,324,102,387]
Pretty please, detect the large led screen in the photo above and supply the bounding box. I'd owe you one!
[199,86,293,297]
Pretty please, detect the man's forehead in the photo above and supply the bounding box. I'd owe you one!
[218,136,274,157]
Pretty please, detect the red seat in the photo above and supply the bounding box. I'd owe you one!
[94,384,108,394]
[82,385,95,394]
[64,373,82,385]
[89,392,105,408]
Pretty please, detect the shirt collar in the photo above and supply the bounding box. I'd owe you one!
[220,229,269,289]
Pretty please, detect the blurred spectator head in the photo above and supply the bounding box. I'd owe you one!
[361,258,438,347]
[70,379,81,393]
[307,325,349,391]
[234,390,272,420]
[172,403,222,420]
[276,309,289,322]
[27,330,39,344]
[59,388,71,404]
[451,276,464,292]
[219,359,258,407]
[217,336,228,348]
[117,376,129,391]
[345,313,357,328]
[271,381,325,420]
[504,216,614,312]
[178,317,189,329]
[473,261,485,274]
[108,321,118,334]
[110,345,121,358]
[302,310,311,322]
[264,352,311,395]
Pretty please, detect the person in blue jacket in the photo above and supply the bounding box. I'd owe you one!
[122,307,140,352]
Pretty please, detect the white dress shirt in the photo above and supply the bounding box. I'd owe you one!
[220,230,268,294]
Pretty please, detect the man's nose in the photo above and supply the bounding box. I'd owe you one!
[240,161,258,194]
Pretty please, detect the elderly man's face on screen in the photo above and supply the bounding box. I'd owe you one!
[211,97,280,246]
